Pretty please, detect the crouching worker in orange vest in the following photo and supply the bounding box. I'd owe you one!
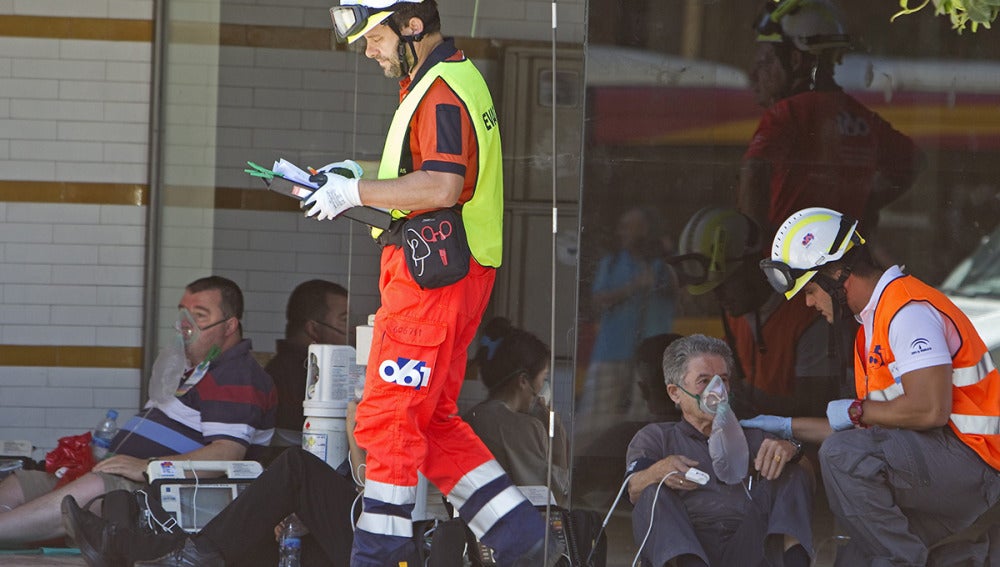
[742,207,1000,566]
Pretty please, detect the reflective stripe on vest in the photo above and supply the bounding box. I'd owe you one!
[952,414,1000,436]
[954,352,997,387]
[372,56,503,267]
[855,275,1000,468]
[865,351,995,402]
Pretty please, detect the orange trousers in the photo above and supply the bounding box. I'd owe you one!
[355,245,496,492]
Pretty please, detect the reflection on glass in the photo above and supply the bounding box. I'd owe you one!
[581,0,1000,562]
[143,0,1000,562]
[578,207,678,429]
[738,0,924,244]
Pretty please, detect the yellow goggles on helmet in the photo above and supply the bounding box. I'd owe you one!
[756,0,802,42]
[330,5,393,43]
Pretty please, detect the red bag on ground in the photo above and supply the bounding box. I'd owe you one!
[45,431,96,487]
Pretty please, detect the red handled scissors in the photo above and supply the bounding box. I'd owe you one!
[420,221,453,242]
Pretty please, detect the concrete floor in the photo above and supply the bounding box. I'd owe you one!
[0,490,841,567]
[0,554,85,566]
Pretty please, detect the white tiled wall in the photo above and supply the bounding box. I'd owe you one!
[0,2,154,456]
[0,367,140,458]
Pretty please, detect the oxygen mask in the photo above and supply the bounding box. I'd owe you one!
[699,374,729,415]
[677,374,730,415]
[536,381,552,406]
[175,308,202,346]
[174,309,197,345]
[529,381,552,414]
[174,308,228,346]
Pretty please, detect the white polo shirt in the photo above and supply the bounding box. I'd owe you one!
[856,265,959,386]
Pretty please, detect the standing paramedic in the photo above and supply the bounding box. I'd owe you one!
[743,207,1000,565]
[308,2,557,566]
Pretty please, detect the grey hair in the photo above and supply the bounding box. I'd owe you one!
[662,334,734,387]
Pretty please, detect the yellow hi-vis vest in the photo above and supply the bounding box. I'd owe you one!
[855,274,1000,469]
[372,56,503,268]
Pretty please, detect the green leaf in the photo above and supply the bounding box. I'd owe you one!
[891,0,932,21]
[892,0,998,32]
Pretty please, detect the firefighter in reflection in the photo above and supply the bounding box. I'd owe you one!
[738,0,924,241]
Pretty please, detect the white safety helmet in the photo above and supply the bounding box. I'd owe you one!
[675,207,761,295]
[756,0,851,54]
[330,0,424,44]
[760,207,865,299]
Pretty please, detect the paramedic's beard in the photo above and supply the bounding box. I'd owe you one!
[377,55,404,79]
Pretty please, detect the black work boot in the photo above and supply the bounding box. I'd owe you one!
[133,539,224,567]
[508,530,567,567]
[62,494,190,565]
[61,495,120,567]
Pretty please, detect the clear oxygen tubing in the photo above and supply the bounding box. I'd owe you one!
[632,470,677,567]
[543,2,560,566]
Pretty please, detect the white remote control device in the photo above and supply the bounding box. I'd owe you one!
[685,467,710,485]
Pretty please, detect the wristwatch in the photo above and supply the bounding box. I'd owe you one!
[848,398,865,427]
[788,438,804,464]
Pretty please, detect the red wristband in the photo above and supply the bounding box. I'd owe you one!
[848,398,865,427]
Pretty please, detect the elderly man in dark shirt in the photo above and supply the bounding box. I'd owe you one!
[626,334,814,567]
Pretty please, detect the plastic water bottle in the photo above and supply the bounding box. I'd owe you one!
[278,514,305,567]
[91,409,119,461]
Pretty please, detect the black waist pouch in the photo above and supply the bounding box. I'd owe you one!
[402,208,471,289]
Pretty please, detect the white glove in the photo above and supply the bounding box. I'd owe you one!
[317,159,364,179]
[826,399,855,431]
[303,172,361,221]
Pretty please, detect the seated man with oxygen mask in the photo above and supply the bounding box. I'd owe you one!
[625,334,813,567]
[0,276,277,549]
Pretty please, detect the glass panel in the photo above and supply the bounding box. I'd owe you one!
[153,0,587,549]
[582,0,1000,563]
[155,1,225,350]
[147,0,1000,562]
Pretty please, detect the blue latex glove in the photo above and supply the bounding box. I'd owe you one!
[826,399,855,431]
[738,415,793,439]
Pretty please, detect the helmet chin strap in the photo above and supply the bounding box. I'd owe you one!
[387,18,426,77]
[397,35,419,76]
[814,267,852,362]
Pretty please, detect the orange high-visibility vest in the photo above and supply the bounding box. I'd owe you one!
[855,274,1000,469]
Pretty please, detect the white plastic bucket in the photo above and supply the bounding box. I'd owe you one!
[302,406,348,469]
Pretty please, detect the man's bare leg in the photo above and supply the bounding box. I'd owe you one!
[0,474,27,512]
[0,473,106,547]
